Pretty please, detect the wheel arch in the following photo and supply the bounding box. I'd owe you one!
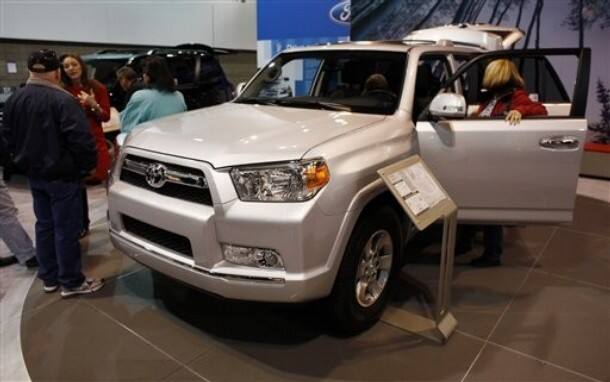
[321,179,414,299]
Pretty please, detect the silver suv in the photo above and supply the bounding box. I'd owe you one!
[108,25,590,332]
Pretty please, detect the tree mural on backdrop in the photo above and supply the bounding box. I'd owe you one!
[352,0,547,46]
[562,0,610,140]
[589,80,610,144]
[563,0,610,48]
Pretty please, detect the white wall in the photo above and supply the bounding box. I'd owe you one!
[0,0,257,50]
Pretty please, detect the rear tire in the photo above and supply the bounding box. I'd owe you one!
[329,205,402,335]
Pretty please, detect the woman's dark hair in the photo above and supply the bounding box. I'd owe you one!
[59,53,91,88]
[142,56,176,92]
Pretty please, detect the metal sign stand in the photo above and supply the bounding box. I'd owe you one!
[377,155,458,344]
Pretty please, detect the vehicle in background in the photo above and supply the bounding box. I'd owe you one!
[83,44,234,112]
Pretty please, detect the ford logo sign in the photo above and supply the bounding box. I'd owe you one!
[330,1,350,25]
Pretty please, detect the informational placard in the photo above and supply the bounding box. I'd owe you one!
[378,155,456,231]
[379,155,459,343]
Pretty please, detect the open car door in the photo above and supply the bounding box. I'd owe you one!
[415,48,590,224]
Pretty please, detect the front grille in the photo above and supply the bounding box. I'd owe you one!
[120,154,212,205]
[122,215,193,257]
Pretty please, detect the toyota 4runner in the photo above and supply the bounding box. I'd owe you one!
[108,25,590,332]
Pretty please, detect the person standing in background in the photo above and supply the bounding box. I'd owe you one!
[60,53,111,237]
[120,56,186,134]
[115,66,144,111]
[0,136,37,268]
[2,49,103,296]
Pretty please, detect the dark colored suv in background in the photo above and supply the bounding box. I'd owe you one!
[83,44,234,111]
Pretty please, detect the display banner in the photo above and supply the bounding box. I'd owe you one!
[256,0,350,67]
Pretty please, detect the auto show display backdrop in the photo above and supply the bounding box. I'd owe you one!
[0,0,256,50]
[351,0,610,149]
[256,0,351,67]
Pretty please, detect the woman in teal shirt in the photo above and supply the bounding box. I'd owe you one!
[120,56,186,134]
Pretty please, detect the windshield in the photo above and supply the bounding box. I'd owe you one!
[236,50,406,115]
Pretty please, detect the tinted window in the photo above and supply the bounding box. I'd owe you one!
[199,56,229,86]
[167,56,195,85]
[517,58,569,103]
[87,59,126,88]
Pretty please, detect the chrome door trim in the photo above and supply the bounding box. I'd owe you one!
[539,135,579,150]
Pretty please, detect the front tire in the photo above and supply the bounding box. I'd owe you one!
[329,205,402,334]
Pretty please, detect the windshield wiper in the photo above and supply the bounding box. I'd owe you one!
[273,98,352,112]
[234,97,279,106]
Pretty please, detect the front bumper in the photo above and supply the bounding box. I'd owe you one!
[108,148,345,302]
[110,230,333,302]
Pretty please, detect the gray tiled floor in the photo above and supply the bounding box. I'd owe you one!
[466,342,594,382]
[2,178,609,382]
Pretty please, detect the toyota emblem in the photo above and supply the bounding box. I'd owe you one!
[145,163,167,188]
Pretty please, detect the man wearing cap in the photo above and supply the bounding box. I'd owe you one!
[1,49,104,296]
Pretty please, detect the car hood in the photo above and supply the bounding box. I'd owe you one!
[126,102,385,168]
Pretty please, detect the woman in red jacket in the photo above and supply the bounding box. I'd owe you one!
[476,59,547,122]
[60,53,111,237]
[465,59,547,267]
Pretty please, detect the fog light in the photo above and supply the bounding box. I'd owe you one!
[222,244,284,269]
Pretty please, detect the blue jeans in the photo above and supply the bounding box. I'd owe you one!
[29,177,85,288]
[0,177,36,264]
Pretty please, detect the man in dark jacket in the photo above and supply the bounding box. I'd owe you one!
[1,49,103,296]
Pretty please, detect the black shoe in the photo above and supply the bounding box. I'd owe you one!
[25,257,39,268]
[470,256,501,268]
[0,255,18,267]
[43,281,59,293]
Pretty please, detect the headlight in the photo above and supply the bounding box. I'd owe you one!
[230,159,330,202]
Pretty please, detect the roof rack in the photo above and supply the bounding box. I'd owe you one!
[94,49,144,55]
[174,43,215,55]
[404,23,524,51]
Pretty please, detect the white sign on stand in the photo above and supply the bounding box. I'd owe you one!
[377,155,458,343]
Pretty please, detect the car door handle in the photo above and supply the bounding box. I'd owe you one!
[539,136,579,150]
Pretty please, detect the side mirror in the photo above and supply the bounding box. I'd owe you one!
[429,93,467,119]
[235,82,247,97]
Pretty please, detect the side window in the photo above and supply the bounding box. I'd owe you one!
[258,58,323,98]
[87,60,126,89]
[453,55,570,106]
[167,56,196,85]
[454,55,481,105]
[199,56,228,87]
[413,55,452,120]
[517,57,570,103]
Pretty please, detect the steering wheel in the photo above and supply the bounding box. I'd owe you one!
[364,89,397,102]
